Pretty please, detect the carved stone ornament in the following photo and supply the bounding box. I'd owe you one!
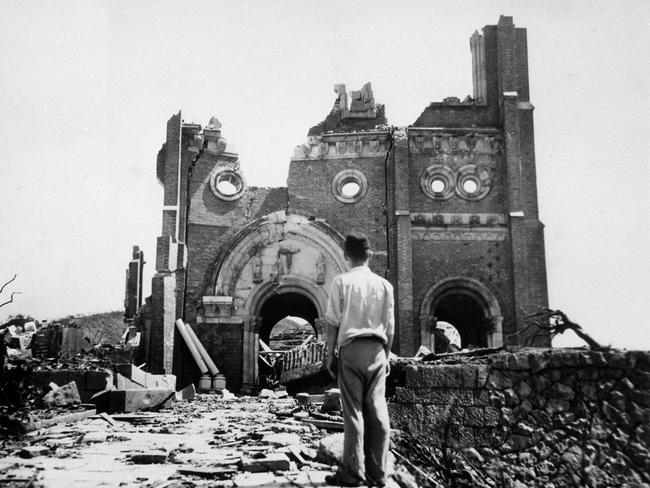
[252,256,263,283]
[316,254,326,285]
[202,296,234,318]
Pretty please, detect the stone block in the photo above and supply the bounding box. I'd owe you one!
[476,365,489,387]
[115,364,148,386]
[320,388,341,413]
[465,407,485,427]
[602,351,627,370]
[129,451,167,464]
[631,369,650,389]
[514,380,531,398]
[43,381,81,407]
[545,398,569,415]
[115,373,143,390]
[484,407,499,426]
[474,427,499,447]
[261,433,301,447]
[461,367,478,388]
[316,432,344,465]
[395,387,473,405]
[486,370,513,389]
[473,389,491,406]
[550,383,575,401]
[240,453,291,472]
[81,431,108,443]
[449,424,475,447]
[629,401,650,423]
[528,353,550,373]
[92,388,174,414]
[175,383,196,401]
[18,446,50,458]
[506,353,530,370]
[627,389,650,409]
[405,364,466,388]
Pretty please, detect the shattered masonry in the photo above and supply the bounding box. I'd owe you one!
[148,16,549,391]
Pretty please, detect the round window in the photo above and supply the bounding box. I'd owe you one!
[332,169,368,204]
[420,165,455,200]
[210,167,246,201]
[430,178,446,194]
[462,178,479,195]
[456,165,491,200]
[341,180,361,198]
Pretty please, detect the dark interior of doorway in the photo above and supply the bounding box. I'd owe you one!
[434,293,488,348]
[259,292,318,346]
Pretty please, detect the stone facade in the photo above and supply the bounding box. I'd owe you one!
[148,16,549,391]
[389,349,650,485]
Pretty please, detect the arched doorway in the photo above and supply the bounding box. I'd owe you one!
[433,293,487,348]
[420,277,503,350]
[259,292,319,346]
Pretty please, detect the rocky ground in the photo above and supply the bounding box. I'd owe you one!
[0,393,419,488]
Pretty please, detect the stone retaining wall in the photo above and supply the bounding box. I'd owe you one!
[389,348,650,484]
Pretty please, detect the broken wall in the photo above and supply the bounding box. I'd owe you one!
[389,349,650,478]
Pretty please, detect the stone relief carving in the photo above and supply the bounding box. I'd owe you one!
[276,244,301,276]
[252,255,263,283]
[409,132,502,155]
[316,254,326,285]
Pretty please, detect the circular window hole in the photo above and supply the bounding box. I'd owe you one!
[341,180,361,198]
[216,173,243,197]
[431,178,446,193]
[462,179,479,194]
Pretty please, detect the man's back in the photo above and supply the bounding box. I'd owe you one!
[326,265,394,348]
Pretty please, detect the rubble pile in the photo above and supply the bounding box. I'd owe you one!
[0,391,418,487]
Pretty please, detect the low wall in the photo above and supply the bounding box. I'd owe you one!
[389,348,650,484]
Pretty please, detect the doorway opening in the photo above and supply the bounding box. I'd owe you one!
[257,292,319,388]
[258,292,319,346]
[433,292,488,349]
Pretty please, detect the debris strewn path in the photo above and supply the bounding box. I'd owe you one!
[0,394,404,488]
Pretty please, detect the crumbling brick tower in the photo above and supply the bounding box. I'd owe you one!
[149,16,549,391]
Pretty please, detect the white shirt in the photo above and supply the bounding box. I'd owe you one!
[324,265,395,347]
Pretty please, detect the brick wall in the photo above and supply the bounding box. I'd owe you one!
[288,156,389,277]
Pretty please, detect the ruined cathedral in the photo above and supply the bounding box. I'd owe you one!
[145,16,549,391]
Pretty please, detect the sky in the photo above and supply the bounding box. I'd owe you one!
[0,1,648,349]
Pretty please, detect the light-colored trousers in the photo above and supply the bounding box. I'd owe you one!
[338,337,390,484]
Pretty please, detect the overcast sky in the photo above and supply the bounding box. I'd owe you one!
[1,1,648,349]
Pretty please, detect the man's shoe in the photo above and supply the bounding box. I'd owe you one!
[365,476,386,487]
[324,472,364,487]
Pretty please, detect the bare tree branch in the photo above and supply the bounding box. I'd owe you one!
[0,274,17,295]
[0,291,22,309]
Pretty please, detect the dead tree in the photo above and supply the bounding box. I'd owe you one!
[526,308,603,349]
[0,274,21,309]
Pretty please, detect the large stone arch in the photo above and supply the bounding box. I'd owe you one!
[199,211,346,387]
[207,210,345,314]
[419,276,503,349]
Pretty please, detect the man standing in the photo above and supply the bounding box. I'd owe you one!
[324,232,394,487]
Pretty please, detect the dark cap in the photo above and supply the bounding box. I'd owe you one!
[344,232,370,257]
